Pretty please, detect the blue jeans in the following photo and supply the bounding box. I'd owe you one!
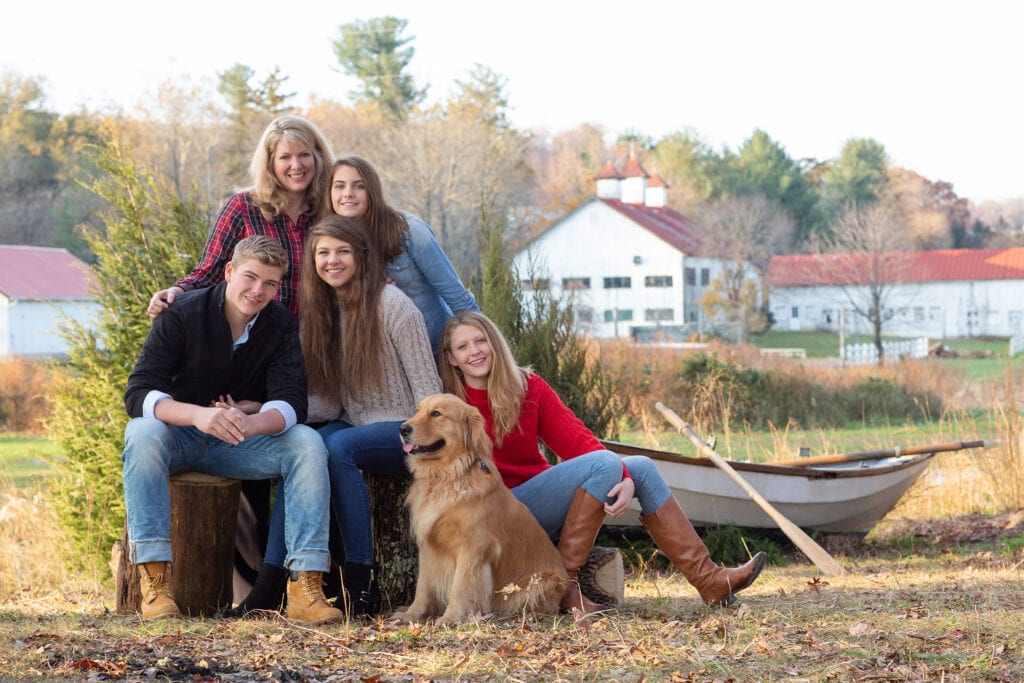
[121,417,331,572]
[265,420,408,567]
[511,451,672,538]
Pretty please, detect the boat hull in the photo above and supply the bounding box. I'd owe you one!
[602,441,934,534]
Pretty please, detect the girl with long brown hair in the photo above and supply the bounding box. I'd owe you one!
[233,215,441,618]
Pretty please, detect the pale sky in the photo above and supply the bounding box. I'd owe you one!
[3,0,1021,202]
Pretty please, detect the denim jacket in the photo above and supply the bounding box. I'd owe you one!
[387,213,479,353]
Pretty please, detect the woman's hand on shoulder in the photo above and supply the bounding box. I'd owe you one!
[147,286,185,320]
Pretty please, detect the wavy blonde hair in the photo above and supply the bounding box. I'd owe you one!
[438,311,529,445]
[248,115,334,221]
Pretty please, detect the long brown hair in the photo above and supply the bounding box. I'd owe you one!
[325,156,407,263]
[299,215,386,402]
[248,115,334,221]
[438,311,528,445]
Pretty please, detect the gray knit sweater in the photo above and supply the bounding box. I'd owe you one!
[307,284,442,425]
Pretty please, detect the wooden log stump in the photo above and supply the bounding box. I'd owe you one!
[115,472,241,617]
[580,546,625,606]
[365,471,417,610]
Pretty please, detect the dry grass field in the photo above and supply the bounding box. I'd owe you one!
[2,439,1022,682]
[1,354,1022,681]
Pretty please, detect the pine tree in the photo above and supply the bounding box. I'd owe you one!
[45,129,207,571]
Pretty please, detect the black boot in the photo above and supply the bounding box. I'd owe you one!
[222,563,288,618]
[338,562,382,618]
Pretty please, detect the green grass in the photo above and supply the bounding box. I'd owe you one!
[0,433,56,488]
[748,330,870,358]
[749,330,1012,364]
[921,356,1018,381]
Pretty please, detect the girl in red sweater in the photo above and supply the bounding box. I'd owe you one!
[438,311,766,613]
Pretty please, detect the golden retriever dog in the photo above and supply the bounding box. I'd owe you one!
[394,393,567,625]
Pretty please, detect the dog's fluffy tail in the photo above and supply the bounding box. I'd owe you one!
[494,570,567,615]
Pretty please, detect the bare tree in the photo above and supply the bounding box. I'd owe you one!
[371,113,530,272]
[694,194,796,340]
[132,75,226,207]
[524,124,609,238]
[815,202,914,365]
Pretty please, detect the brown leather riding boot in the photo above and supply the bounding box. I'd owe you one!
[137,561,180,620]
[641,497,766,606]
[557,488,608,614]
[285,571,344,625]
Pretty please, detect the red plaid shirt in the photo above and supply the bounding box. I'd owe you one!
[176,192,312,316]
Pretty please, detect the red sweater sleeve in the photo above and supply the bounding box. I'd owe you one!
[530,375,631,480]
[463,374,628,488]
[529,374,601,457]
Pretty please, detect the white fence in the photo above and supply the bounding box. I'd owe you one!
[1011,334,1024,357]
[841,337,929,365]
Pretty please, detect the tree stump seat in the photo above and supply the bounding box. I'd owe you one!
[113,470,625,616]
[114,472,241,617]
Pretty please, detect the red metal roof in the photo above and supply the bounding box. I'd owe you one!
[0,245,96,299]
[599,198,705,254]
[620,155,648,178]
[768,247,1024,287]
[594,160,622,180]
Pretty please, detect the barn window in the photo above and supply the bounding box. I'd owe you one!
[644,275,673,287]
[561,277,591,290]
[644,308,674,322]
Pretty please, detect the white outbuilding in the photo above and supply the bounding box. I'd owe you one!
[0,245,99,357]
[513,156,724,340]
[768,247,1024,338]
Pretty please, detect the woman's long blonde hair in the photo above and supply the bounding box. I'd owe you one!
[249,115,334,221]
[299,215,386,402]
[438,311,528,445]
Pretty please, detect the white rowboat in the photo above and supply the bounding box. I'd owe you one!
[602,440,938,534]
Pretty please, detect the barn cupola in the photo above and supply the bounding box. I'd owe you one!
[645,170,668,208]
[619,150,648,205]
[595,160,622,199]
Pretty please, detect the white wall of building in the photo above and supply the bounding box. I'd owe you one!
[0,297,100,356]
[513,200,726,339]
[770,278,1024,338]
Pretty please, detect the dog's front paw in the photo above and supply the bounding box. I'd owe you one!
[392,609,425,622]
[436,609,487,627]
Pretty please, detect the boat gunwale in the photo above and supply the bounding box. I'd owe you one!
[599,439,935,480]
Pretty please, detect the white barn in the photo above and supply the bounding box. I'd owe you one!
[513,156,725,340]
[0,245,99,357]
[767,248,1024,338]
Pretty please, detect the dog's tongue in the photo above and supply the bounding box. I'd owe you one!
[402,442,415,453]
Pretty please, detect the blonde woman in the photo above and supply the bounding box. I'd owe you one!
[148,115,334,318]
[439,311,767,613]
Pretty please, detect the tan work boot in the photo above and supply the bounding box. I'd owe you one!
[286,571,343,625]
[137,561,180,620]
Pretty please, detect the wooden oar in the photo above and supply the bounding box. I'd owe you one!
[771,440,995,467]
[654,402,848,577]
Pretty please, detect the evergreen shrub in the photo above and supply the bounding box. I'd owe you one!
[45,132,207,572]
